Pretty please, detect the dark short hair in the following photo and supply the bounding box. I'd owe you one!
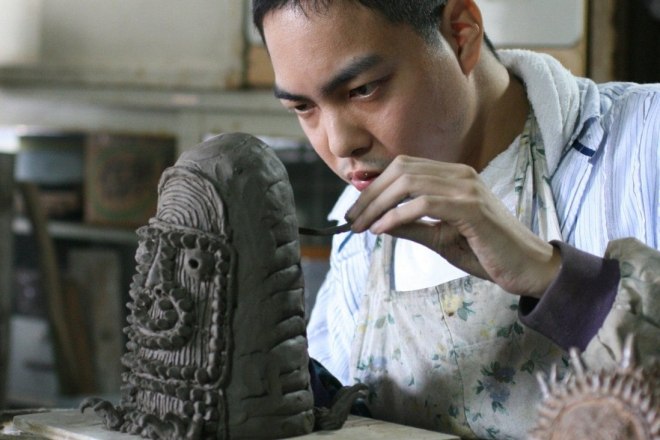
[252,0,498,54]
[253,0,446,42]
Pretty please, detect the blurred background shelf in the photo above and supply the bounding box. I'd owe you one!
[12,217,137,246]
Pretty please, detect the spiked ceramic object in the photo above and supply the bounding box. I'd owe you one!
[530,335,659,440]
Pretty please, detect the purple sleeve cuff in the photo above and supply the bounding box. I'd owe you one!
[518,240,620,351]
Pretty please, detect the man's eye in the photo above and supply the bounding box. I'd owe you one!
[349,82,378,98]
[294,103,311,112]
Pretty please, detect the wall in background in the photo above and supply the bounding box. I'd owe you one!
[0,0,245,90]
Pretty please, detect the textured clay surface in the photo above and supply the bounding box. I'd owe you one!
[82,133,314,439]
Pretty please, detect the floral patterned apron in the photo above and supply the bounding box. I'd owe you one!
[349,114,569,439]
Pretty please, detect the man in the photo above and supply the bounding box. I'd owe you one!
[253,0,659,438]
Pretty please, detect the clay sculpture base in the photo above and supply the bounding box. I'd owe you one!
[13,411,461,440]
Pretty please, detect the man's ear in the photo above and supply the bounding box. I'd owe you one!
[440,0,484,76]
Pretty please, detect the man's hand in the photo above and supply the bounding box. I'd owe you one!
[346,155,561,298]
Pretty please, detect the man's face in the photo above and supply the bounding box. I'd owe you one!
[263,1,477,191]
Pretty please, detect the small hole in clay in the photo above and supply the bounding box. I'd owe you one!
[188,259,200,269]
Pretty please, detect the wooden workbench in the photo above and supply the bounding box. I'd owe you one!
[6,410,459,439]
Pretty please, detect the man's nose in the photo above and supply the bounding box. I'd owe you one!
[324,111,370,158]
[145,259,162,289]
[142,242,164,290]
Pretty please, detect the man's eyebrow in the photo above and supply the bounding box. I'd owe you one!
[321,54,384,96]
[272,54,384,102]
[273,85,307,102]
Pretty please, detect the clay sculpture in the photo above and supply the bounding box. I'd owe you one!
[81,133,362,439]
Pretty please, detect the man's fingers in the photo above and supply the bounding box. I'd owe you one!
[347,156,461,219]
[351,174,462,231]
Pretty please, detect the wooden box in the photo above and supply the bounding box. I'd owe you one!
[84,133,176,228]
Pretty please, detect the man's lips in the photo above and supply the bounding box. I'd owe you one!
[349,171,380,191]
